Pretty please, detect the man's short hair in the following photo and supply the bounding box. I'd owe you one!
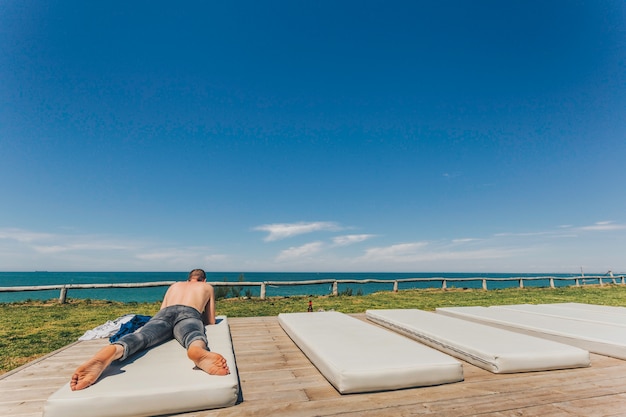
[188,269,206,281]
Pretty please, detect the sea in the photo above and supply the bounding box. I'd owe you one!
[0,271,599,303]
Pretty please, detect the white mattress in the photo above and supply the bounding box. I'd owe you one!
[366,309,590,373]
[497,303,626,327]
[44,316,239,417]
[437,306,626,360]
[278,311,463,394]
[554,302,626,315]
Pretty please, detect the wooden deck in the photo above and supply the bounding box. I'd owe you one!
[3,315,626,417]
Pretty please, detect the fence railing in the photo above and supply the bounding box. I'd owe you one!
[0,275,624,303]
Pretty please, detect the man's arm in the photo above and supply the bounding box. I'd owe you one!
[202,284,216,325]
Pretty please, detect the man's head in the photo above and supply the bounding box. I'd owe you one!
[188,269,206,281]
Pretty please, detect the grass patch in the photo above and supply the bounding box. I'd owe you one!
[0,299,159,374]
[2,285,626,375]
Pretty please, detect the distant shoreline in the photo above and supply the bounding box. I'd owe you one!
[1,271,623,304]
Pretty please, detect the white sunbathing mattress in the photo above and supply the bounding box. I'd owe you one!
[366,309,589,373]
[554,302,626,315]
[497,303,626,327]
[44,316,239,417]
[437,306,626,360]
[278,311,463,394]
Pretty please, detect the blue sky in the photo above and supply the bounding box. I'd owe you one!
[1,1,625,273]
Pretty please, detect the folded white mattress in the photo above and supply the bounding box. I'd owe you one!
[437,306,626,360]
[497,303,626,327]
[278,311,463,394]
[44,316,239,417]
[366,309,590,373]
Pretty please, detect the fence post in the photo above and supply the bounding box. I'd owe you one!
[441,279,447,290]
[260,283,266,300]
[599,277,603,286]
[482,279,487,290]
[549,278,555,288]
[393,281,398,292]
[59,286,68,304]
[519,279,524,289]
[332,281,338,296]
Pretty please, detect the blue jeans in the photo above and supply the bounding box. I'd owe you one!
[113,305,208,361]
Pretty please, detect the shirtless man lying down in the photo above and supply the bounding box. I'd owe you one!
[70,269,230,391]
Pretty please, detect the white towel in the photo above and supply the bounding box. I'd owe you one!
[78,314,136,340]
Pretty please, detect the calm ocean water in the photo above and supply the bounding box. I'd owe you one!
[0,271,590,303]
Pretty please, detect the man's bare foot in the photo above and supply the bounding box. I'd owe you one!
[187,345,230,375]
[70,344,122,390]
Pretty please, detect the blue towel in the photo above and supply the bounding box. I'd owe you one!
[109,314,152,342]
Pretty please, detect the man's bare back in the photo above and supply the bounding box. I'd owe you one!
[161,270,215,324]
[162,280,216,324]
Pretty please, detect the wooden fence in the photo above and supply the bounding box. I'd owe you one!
[0,274,624,303]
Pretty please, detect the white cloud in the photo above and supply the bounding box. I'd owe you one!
[332,234,375,246]
[360,241,520,264]
[0,228,55,243]
[135,251,180,261]
[579,221,626,231]
[277,242,324,261]
[32,245,70,254]
[0,227,227,271]
[33,242,133,254]
[451,238,482,244]
[136,249,228,265]
[3,220,625,273]
[363,242,429,260]
[253,221,341,241]
[494,231,553,237]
